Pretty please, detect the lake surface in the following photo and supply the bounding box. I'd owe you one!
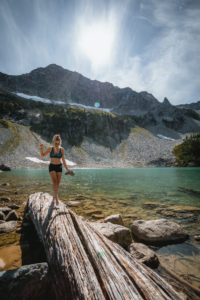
[0,167,200,291]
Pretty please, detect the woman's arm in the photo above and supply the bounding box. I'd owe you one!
[40,144,51,157]
[61,148,70,171]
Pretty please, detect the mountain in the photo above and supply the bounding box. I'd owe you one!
[1,64,200,138]
[0,64,200,168]
[0,64,179,113]
[176,101,200,112]
[0,64,162,115]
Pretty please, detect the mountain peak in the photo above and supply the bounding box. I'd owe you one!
[163,97,172,106]
[45,64,64,71]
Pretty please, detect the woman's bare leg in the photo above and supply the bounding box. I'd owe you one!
[49,171,58,203]
[55,172,62,204]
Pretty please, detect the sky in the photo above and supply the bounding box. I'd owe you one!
[0,0,200,105]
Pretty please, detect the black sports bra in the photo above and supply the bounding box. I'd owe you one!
[50,147,62,158]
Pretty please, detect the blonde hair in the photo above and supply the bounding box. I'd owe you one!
[52,134,62,145]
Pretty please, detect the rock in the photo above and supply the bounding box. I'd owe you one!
[8,204,20,210]
[0,164,11,171]
[128,242,159,268]
[104,214,124,226]
[0,262,54,300]
[88,221,132,250]
[0,207,12,215]
[194,235,200,241]
[5,210,18,221]
[0,220,5,224]
[67,201,80,207]
[131,219,189,245]
[0,197,11,202]
[0,221,17,233]
[0,211,5,221]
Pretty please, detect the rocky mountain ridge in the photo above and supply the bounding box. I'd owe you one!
[1,64,200,139]
[0,64,200,168]
[0,64,186,114]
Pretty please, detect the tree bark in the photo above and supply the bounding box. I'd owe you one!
[27,192,184,300]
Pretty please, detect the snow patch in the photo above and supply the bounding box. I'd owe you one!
[26,157,77,166]
[15,92,65,105]
[69,102,111,113]
[157,134,175,141]
[15,92,112,112]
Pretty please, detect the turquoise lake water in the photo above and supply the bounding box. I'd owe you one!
[1,167,199,206]
[0,167,200,291]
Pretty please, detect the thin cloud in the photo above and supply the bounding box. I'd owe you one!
[100,0,200,104]
[0,0,199,104]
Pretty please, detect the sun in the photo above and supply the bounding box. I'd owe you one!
[78,22,115,69]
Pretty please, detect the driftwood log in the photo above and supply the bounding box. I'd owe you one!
[27,192,185,300]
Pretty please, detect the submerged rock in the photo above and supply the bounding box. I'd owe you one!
[104,214,124,226]
[128,242,159,268]
[142,202,166,209]
[0,197,11,203]
[0,207,12,215]
[1,183,10,186]
[0,211,5,221]
[5,210,18,221]
[8,204,20,210]
[67,201,80,207]
[131,218,189,245]
[0,221,17,233]
[88,221,132,250]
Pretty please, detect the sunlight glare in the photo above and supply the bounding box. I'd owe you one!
[78,22,115,69]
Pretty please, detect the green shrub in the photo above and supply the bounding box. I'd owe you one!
[172,132,200,166]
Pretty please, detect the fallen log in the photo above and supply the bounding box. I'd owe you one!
[27,192,185,300]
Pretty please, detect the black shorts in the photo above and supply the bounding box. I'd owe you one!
[49,163,62,173]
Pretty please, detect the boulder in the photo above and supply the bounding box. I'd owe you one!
[0,165,11,171]
[128,242,159,268]
[88,221,132,250]
[5,210,18,221]
[0,262,55,300]
[131,219,189,245]
[104,214,124,226]
[0,221,17,233]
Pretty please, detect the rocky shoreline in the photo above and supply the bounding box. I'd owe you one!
[1,190,200,299]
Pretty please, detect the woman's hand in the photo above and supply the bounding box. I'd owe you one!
[65,168,75,176]
[40,144,44,149]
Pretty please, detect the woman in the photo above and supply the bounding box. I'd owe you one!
[39,134,73,207]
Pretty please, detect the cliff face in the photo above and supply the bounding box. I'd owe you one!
[0,90,183,168]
